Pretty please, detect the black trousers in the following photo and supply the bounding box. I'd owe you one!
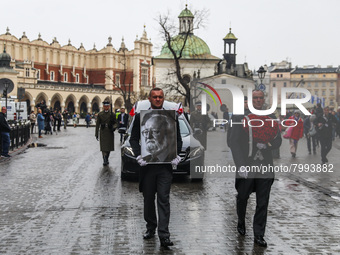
[320,136,332,162]
[141,165,172,239]
[306,133,317,153]
[236,177,273,236]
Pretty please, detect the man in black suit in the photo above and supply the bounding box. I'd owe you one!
[117,107,129,143]
[130,87,182,248]
[230,90,282,247]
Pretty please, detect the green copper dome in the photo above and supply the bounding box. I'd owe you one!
[155,34,213,59]
[178,5,194,18]
[224,28,237,40]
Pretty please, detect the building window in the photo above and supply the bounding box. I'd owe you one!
[330,100,334,106]
[330,90,334,96]
[315,90,318,96]
[301,75,304,78]
[283,82,287,87]
[323,74,326,78]
[322,82,326,87]
[115,74,120,86]
[273,83,276,87]
[277,74,280,78]
[280,74,283,78]
[293,82,296,87]
[330,82,334,87]
[141,67,148,86]
[76,74,79,83]
[322,90,326,96]
[25,68,30,77]
[315,82,318,87]
[221,79,226,84]
[36,70,40,80]
[308,82,311,87]
[64,73,68,82]
[50,71,55,81]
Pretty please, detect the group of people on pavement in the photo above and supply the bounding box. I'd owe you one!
[33,100,96,137]
[283,103,339,164]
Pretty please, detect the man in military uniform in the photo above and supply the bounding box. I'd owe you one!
[95,101,117,166]
[190,101,211,150]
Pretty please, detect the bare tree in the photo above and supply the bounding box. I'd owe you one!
[105,48,148,112]
[156,7,209,107]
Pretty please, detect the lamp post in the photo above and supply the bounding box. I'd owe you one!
[4,81,9,118]
[256,66,267,90]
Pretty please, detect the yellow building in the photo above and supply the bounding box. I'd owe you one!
[0,27,153,114]
[291,66,338,109]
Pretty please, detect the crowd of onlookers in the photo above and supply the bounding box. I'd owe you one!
[31,100,96,138]
[282,103,340,164]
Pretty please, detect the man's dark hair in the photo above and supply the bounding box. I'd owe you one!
[149,87,163,97]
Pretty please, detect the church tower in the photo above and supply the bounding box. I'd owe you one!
[223,28,238,69]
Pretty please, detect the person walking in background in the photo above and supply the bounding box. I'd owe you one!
[53,109,62,132]
[287,110,304,158]
[335,107,340,138]
[190,101,210,150]
[315,103,323,118]
[62,109,69,129]
[117,107,128,143]
[85,113,92,128]
[73,112,78,128]
[29,110,36,134]
[331,110,337,141]
[0,106,11,158]
[37,109,45,138]
[315,106,337,164]
[303,112,317,154]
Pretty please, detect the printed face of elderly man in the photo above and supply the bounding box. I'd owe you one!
[141,114,175,163]
[142,115,168,154]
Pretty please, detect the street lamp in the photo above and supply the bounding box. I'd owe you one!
[4,81,9,117]
[257,66,266,85]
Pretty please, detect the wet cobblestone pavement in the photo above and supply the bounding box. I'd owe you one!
[0,127,340,254]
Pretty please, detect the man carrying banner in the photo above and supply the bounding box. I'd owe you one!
[130,87,182,248]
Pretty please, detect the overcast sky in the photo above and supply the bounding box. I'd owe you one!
[1,0,339,71]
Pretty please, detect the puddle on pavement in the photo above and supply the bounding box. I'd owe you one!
[28,143,64,149]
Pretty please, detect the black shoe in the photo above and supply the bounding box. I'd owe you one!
[1,154,11,158]
[308,151,311,155]
[237,223,246,236]
[292,153,296,158]
[254,235,267,247]
[160,238,173,247]
[143,230,155,239]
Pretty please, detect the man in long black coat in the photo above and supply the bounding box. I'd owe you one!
[95,101,117,165]
[230,90,282,247]
[130,87,182,248]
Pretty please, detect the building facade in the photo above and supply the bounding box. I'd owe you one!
[0,27,153,114]
[291,66,339,109]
